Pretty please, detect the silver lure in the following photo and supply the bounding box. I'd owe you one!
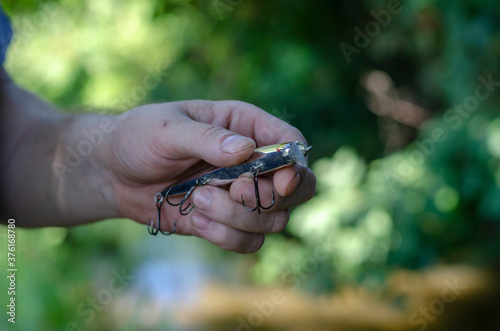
[161,141,312,198]
[147,141,312,236]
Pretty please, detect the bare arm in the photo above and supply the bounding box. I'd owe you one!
[0,68,117,226]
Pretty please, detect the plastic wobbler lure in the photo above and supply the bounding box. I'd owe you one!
[147,141,312,236]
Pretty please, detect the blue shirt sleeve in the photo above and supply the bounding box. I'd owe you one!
[0,5,13,65]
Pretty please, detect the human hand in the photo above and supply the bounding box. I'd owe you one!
[100,100,316,253]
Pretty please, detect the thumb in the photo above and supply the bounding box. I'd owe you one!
[169,118,256,167]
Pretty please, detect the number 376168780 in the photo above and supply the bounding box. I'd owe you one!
[7,219,16,266]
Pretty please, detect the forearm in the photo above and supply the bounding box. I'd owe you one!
[0,69,118,226]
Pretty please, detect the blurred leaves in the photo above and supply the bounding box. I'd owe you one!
[257,111,500,292]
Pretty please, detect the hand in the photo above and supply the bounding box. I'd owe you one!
[100,100,316,253]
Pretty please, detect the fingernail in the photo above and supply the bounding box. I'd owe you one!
[221,135,255,154]
[191,213,211,230]
[193,188,212,211]
[286,173,301,196]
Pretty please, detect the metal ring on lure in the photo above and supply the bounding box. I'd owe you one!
[146,141,312,236]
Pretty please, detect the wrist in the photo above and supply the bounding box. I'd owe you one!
[56,113,120,223]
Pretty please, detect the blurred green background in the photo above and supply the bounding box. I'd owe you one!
[1,0,500,330]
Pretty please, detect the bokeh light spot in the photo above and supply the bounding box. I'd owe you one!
[434,186,459,213]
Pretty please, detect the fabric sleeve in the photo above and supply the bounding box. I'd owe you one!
[0,5,13,65]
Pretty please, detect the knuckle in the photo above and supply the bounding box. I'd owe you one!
[184,99,215,114]
[225,100,251,109]
[223,100,261,116]
[198,124,222,141]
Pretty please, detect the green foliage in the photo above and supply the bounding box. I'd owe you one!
[255,111,500,291]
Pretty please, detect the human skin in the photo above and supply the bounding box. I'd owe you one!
[0,68,316,253]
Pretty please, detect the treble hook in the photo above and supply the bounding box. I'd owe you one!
[165,178,200,215]
[242,167,275,214]
[147,193,176,235]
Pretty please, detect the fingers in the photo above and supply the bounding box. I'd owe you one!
[189,212,265,254]
[191,186,290,234]
[179,100,307,147]
[127,100,316,254]
[230,166,316,211]
[150,170,314,255]
[179,185,292,254]
[272,164,307,197]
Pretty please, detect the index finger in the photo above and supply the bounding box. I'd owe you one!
[180,100,312,199]
[203,100,312,196]
[178,100,307,147]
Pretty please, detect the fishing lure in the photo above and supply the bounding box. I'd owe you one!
[147,141,312,236]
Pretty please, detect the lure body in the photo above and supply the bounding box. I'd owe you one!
[147,141,312,235]
[162,141,311,197]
